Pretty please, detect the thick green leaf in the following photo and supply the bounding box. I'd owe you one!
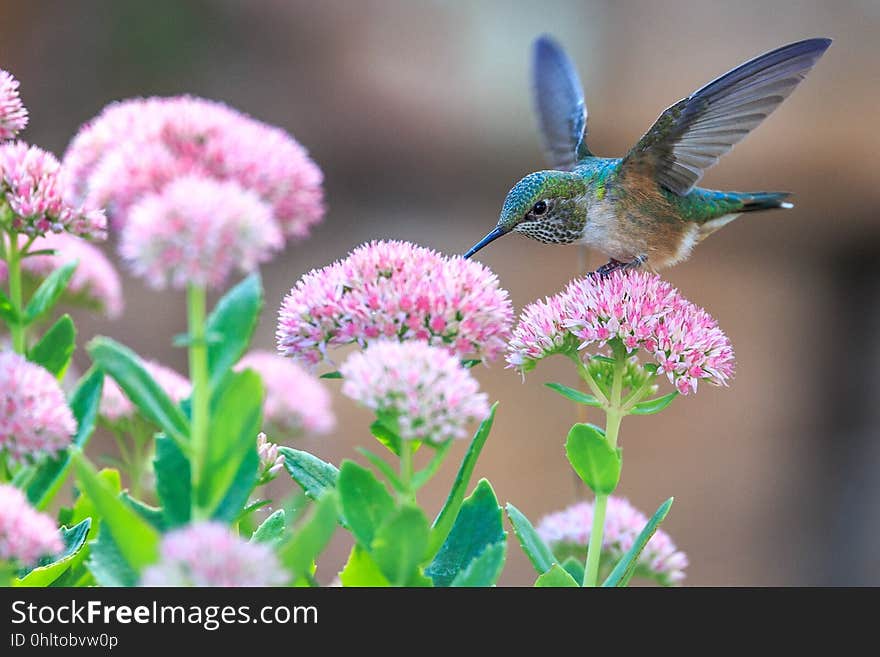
[370,419,402,456]
[371,506,430,587]
[121,494,166,531]
[252,510,286,544]
[429,403,496,555]
[197,370,262,516]
[562,557,585,584]
[426,479,505,587]
[450,541,506,587]
[206,273,262,390]
[14,518,91,587]
[338,461,395,547]
[0,287,17,324]
[154,435,191,527]
[545,382,603,406]
[279,446,339,499]
[535,564,579,587]
[339,545,390,587]
[630,392,679,415]
[603,497,674,587]
[88,527,138,587]
[27,367,103,509]
[211,448,259,523]
[412,440,453,490]
[506,502,556,575]
[355,447,404,492]
[319,371,342,380]
[565,423,621,495]
[87,337,189,444]
[71,452,160,573]
[24,261,76,324]
[28,314,76,378]
[278,492,339,584]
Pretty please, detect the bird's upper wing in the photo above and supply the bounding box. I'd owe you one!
[619,38,831,195]
[532,35,591,171]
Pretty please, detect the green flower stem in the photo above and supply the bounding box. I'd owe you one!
[399,440,415,504]
[583,343,626,587]
[6,232,26,353]
[187,283,209,518]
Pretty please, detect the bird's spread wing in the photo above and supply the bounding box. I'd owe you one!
[532,35,591,171]
[619,38,831,195]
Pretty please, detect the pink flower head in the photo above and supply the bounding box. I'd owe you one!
[0,233,123,318]
[119,175,283,290]
[536,497,689,586]
[0,484,62,567]
[340,341,490,444]
[257,432,285,480]
[508,270,734,394]
[0,351,76,464]
[277,240,514,366]
[0,141,106,239]
[62,95,324,237]
[236,350,335,436]
[0,70,28,139]
[140,521,286,587]
[100,360,190,423]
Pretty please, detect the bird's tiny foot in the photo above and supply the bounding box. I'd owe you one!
[591,255,647,279]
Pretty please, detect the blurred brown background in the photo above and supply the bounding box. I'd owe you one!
[3,0,879,585]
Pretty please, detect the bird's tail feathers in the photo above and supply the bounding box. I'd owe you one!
[739,191,793,212]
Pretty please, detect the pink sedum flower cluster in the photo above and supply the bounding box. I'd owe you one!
[340,341,490,444]
[0,351,76,464]
[119,176,283,290]
[0,484,62,567]
[0,70,28,139]
[277,240,513,366]
[140,522,286,587]
[236,350,335,436]
[61,95,324,237]
[537,497,688,586]
[0,233,123,318]
[100,360,190,423]
[507,271,734,394]
[0,142,106,239]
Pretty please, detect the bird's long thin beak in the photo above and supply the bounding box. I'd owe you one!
[463,226,507,259]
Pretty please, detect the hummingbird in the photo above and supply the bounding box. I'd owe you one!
[463,36,831,274]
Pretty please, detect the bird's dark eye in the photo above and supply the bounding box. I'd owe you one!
[532,200,547,216]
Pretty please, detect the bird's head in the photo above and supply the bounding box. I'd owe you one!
[464,170,586,259]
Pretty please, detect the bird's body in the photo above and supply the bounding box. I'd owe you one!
[464,36,830,271]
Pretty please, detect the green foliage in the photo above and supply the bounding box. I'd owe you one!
[205,273,262,391]
[154,435,191,527]
[450,541,506,587]
[88,337,189,444]
[545,382,602,406]
[28,314,76,378]
[370,419,402,456]
[339,546,390,587]
[280,446,339,499]
[71,453,160,574]
[565,423,621,495]
[0,287,17,324]
[535,564,579,587]
[24,261,76,324]
[338,461,395,547]
[27,368,103,509]
[14,519,91,587]
[603,498,674,587]
[506,503,557,574]
[371,506,431,587]
[251,510,286,544]
[355,447,404,492]
[426,479,505,587]
[278,492,339,585]
[630,392,678,415]
[429,403,496,555]
[196,370,262,516]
